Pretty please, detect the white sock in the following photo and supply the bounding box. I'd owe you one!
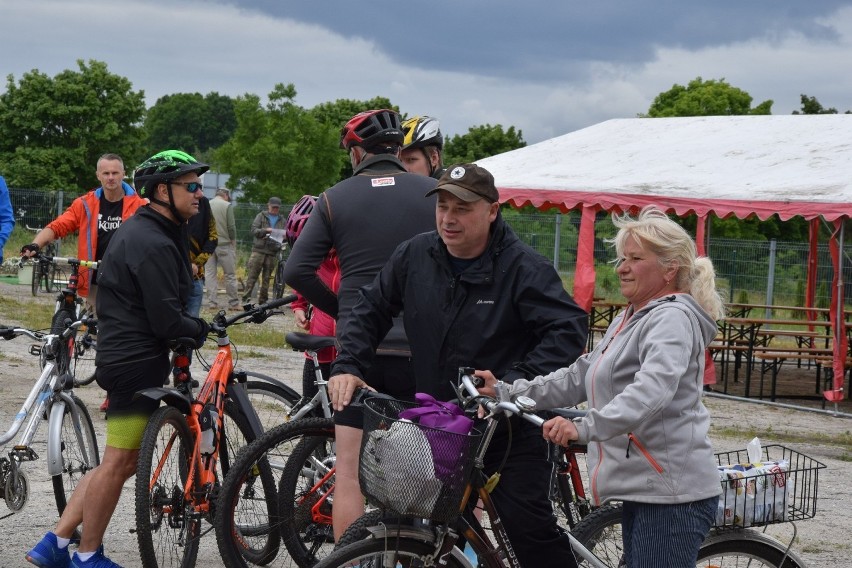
[55,535,71,549]
[76,551,97,562]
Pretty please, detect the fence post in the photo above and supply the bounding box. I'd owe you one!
[56,191,64,256]
[553,213,561,271]
[765,239,777,320]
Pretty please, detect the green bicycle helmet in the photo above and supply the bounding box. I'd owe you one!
[133,150,209,196]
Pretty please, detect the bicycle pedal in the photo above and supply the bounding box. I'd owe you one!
[29,345,42,357]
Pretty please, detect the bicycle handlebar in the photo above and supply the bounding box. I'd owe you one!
[19,252,98,270]
[210,293,299,332]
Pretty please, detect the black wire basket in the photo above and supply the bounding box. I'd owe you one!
[359,396,482,523]
[713,444,826,528]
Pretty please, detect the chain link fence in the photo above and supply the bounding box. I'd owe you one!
[7,188,850,308]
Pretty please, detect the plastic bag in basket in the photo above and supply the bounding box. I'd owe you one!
[362,419,443,516]
[399,393,474,483]
[716,459,789,526]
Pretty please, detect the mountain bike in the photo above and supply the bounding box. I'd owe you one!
[0,319,100,523]
[29,240,60,295]
[214,331,341,568]
[316,370,823,568]
[133,294,298,568]
[272,242,289,300]
[24,252,99,387]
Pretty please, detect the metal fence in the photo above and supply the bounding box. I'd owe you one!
[7,188,850,307]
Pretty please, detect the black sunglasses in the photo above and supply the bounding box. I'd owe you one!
[169,181,203,193]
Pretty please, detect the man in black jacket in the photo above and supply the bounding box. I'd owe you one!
[27,150,210,568]
[282,109,437,541]
[329,163,588,567]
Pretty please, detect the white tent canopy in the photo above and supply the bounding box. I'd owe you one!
[478,115,852,221]
[477,115,852,402]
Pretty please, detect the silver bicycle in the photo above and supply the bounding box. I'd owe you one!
[0,318,100,522]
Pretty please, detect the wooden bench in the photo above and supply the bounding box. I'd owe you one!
[752,347,852,402]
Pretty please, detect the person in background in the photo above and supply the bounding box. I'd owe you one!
[285,195,339,408]
[480,206,724,567]
[283,108,437,540]
[241,196,285,305]
[0,175,14,263]
[205,188,241,311]
[20,154,145,314]
[25,150,210,568]
[328,163,588,566]
[400,115,445,179]
[186,194,217,317]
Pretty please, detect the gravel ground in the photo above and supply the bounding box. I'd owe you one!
[0,279,850,567]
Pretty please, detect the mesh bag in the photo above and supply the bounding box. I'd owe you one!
[359,397,481,522]
[713,444,825,528]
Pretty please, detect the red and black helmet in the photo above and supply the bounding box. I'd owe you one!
[285,195,317,246]
[339,109,404,150]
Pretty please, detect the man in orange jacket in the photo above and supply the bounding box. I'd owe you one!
[22,153,146,311]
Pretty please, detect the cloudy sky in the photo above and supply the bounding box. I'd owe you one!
[3,0,851,144]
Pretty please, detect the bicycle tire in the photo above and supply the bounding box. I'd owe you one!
[51,393,100,515]
[279,434,338,567]
[272,262,286,300]
[332,509,394,549]
[45,262,60,293]
[314,537,468,568]
[243,376,301,431]
[31,261,41,296]
[50,308,76,376]
[135,406,200,568]
[570,502,624,568]
[214,417,335,568]
[220,399,281,564]
[71,327,97,387]
[697,530,806,568]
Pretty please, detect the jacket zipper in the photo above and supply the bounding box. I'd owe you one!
[626,433,664,474]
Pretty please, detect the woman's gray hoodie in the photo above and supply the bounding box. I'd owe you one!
[509,294,722,506]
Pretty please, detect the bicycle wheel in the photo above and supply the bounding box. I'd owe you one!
[570,503,624,568]
[272,262,286,300]
[50,393,100,515]
[135,406,200,568]
[45,262,60,293]
[243,374,301,431]
[314,537,468,568]
[219,399,281,564]
[50,308,76,375]
[31,261,42,296]
[279,434,337,567]
[71,327,97,386]
[215,417,335,568]
[696,530,806,567]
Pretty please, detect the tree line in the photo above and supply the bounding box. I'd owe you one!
[0,61,846,240]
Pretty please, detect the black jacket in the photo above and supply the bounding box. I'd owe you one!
[95,206,208,366]
[332,214,589,401]
[283,153,437,354]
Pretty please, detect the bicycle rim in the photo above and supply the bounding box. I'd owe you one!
[570,503,624,568]
[280,434,337,567]
[215,417,335,568]
[697,530,806,567]
[135,406,200,568]
[71,328,97,386]
[52,394,100,515]
[314,537,468,568]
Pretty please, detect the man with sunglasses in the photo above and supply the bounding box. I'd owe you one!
[26,150,211,568]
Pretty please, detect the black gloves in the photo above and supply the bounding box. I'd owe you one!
[20,243,40,255]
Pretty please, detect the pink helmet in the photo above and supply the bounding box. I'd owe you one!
[286,195,317,246]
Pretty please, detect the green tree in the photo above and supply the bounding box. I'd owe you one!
[643,77,773,117]
[0,59,146,192]
[792,94,850,115]
[443,124,526,164]
[213,83,340,203]
[144,92,237,158]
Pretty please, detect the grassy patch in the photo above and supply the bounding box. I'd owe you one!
[0,295,55,329]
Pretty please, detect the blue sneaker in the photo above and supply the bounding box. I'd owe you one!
[71,546,121,568]
[26,532,71,568]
